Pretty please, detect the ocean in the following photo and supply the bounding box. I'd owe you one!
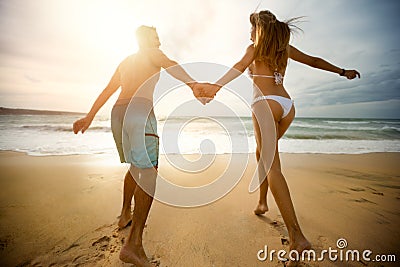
[0,114,399,156]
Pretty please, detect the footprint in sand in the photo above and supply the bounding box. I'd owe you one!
[313,235,328,250]
[87,173,105,181]
[0,236,11,251]
[365,186,384,196]
[72,254,85,263]
[373,211,390,225]
[30,223,125,266]
[376,218,390,225]
[149,255,161,266]
[270,220,284,228]
[281,236,290,245]
[351,198,376,204]
[349,187,365,192]
[82,185,95,193]
[92,235,111,251]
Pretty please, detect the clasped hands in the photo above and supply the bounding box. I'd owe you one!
[191,82,221,105]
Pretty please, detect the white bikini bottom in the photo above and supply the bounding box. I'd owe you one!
[252,95,294,119]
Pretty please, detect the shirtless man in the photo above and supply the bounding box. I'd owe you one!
[73,25,203,266]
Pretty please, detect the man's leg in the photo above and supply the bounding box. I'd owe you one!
[120,165,157,267]
[118,169,138,229]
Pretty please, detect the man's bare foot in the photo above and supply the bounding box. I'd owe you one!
[254,202,269,215]
[285,239,312,266]
[118,210,132,229]
[119,244,153,267]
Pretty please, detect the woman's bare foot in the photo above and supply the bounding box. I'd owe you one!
[285,239,312,266]
[119,244,153,267]
[254,202,269,215]
[118,210,132,229]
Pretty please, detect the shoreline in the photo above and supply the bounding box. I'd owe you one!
[2,149,400,157]
[0,152,399,266]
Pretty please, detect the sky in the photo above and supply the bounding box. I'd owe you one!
[0,0,399,118]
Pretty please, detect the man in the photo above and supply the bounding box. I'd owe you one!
[73,25,204,266]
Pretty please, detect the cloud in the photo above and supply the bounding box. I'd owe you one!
[295,67,400,106]
[24,74,41,83]
[0,0,399,118]
[156,0,216,60]
[298,99,400,119]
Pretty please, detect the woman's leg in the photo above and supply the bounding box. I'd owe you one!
[268,126,311,266]
[252,99,283,215]
[277,105,295,139]
[268,103,310,264]
[255,100,309,264]
[253,117,270,214]
[267,136,310,250]
[254,149,269,214]
[253,102,296,215]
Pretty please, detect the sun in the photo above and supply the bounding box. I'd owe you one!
[73,1,163,61]
[58,1,166,63]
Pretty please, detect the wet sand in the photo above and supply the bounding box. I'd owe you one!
[0,151,399,266]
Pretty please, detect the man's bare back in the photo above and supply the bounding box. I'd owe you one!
[117,50,161,101]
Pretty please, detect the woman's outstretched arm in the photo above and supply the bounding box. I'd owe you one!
[289,45,360,79]
[216,45,255,87]
[199,45,255,98]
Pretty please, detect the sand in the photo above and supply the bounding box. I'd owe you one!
[0,151,399,267]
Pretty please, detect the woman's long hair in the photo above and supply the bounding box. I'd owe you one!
[250,10,302,72]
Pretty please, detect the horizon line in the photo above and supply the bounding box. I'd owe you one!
[0,106,398,120]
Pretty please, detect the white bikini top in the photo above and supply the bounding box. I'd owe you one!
[250,72,284,85]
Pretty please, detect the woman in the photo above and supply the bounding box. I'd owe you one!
[200,10,360,264]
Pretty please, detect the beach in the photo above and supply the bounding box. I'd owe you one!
[0,151,399,266]
[1,0,398,266]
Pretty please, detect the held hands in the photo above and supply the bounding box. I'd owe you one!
[73,116,93,134]
[192,82,221,105]
[73,81,220,135]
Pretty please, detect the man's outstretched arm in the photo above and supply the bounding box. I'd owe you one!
[148,48,212,104]
[148,48,197,89]
[73,68,120,134]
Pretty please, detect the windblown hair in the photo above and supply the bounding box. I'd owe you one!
[250,10,302,72]
[136,25,157,47]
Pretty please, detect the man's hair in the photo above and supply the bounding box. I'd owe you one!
[136,25,157,47]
